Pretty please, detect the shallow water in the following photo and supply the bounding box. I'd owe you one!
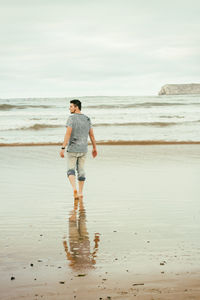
[0,145,200,285]
[1,95,200,143]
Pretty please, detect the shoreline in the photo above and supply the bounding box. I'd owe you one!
[1,140,200,146]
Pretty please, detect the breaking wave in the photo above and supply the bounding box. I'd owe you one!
[0,104,53,110]
[93,121,199,127]
[2,124,63,131]
[85,102,200,109]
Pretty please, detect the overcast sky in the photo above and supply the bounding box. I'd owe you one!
[0,0,199,97]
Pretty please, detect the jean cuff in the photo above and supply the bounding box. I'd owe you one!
[78,176,86,181]
[67,169,75,176]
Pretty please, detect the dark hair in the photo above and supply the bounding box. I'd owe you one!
[70,99,81,110]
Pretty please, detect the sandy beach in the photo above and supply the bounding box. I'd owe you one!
[0,145,200,299]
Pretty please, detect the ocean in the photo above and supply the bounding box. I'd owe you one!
[0,95,200,144]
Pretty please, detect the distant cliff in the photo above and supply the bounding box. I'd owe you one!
[159,84,200,95]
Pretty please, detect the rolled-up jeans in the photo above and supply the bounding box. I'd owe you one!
[67,152,87,181]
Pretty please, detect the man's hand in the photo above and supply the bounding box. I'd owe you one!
[92,148,97,158]
[60,149,65,158]
[60,127,72,158]
[89,128,97,158]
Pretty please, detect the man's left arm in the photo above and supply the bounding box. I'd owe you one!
[60,126,72,158]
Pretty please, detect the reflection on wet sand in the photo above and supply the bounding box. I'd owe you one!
[63,198,100,270]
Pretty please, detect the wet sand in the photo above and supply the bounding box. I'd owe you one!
[0,145,200,299]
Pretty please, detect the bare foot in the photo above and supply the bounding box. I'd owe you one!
[73,189,79,200]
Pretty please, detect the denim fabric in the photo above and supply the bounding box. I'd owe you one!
[67,152,87,181]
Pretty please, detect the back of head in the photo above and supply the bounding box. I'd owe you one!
[70,99,82,110]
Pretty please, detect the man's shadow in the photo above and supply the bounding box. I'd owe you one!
[63,197,100,271]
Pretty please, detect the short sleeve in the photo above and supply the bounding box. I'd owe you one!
[88,117,92,129]
[66,115,73,128]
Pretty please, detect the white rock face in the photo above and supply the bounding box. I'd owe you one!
[159,84,200,95]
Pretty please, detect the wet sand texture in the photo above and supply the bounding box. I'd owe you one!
[0,145,200,299]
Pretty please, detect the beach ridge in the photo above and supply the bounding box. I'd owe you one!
[1,140,200,147]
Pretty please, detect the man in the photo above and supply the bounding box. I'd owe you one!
[60,99,97,199]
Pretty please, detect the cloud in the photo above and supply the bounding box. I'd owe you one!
[0,0,199,97]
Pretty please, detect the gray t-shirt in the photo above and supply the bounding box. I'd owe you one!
[66,113,92,153]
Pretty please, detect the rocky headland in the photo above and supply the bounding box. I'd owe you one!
[159,83,200,95]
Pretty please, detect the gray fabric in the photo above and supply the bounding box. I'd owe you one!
[66,113,92,153]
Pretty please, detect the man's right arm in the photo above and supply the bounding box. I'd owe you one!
[89,128,97,158]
